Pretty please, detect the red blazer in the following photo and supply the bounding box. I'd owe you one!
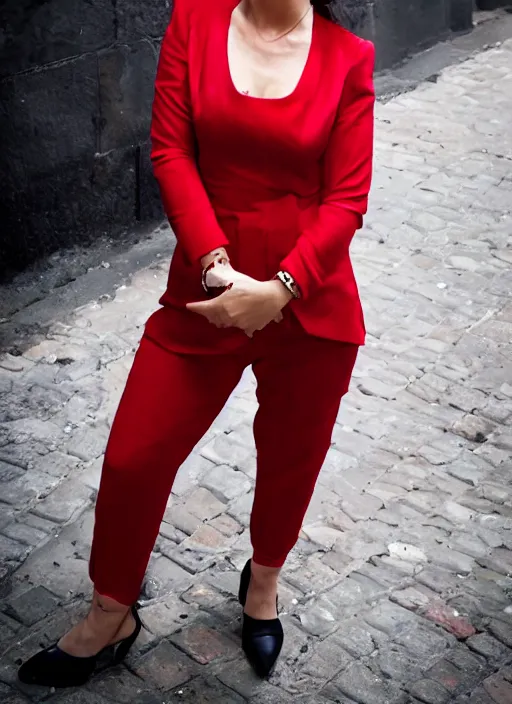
[149,0,375,352]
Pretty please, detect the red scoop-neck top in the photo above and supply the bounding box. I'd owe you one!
[147,0,375,353]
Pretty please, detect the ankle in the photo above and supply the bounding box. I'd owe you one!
[250,562,279,589]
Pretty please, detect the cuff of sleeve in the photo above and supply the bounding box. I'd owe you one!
[280,244,321,301]
[183,228,230,265]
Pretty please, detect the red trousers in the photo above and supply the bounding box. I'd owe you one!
[89,317,358,605]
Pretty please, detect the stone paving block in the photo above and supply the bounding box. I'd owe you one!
[487,620,512,649]
[390,585,438,612]
[467,633,511,663]
[418,440,464,467]
[284,557,340,595]
[184,488,227,522]
[201,432,255,470]
[482,670,512,704]
[0,468,61,508]
[66,421,109,462]
[332,662,407,704]
[416,566,464,595]
[473,445,510,469]
[355,558,413,589]
[0,616,23,658]
[159,522,187,545]
[31,476,93,524]
[143,555,193,599]
[201,464,252,503]
[217,656,275,699]
[451,415,495,444]
[138,597,196,637]
[171,455,217,498]
[170,622,239,665]
[395,622,454,661]
[331,619,380,658]
[409,679,451,704]
[300,638,354,687]
[301,523,345,550]
[298,600,338,637]
[11,529,92,600]
[461,686,497,704]
[0,534,29,566]
[424,602,477,639]
[186,524,234,552]
[207,513,243,538]
[341,492,384,521]
[427,657,475,694]
[162,541,218,574]
[461,498,512,520]
[388,542,429,564]
[51,692,114,704]
[429,545,476,576]
[320,576,379,619]
[86,668,155,703]
[374,642,430,683]
[167,676,246,703]
[464,573,511,606]
[442,501,476,524]
[227,490,254,527]
[445,643,487,679]
[364,600,421,638]
[448,532,491,560]
[131,640,198,691]
[477,548,512,577]
[4,585,59,626]
[77,457,103,492]
[163,505,202,536]
[1,520,47,548]
[34,450,81,479]
[182,582,227,609]
[480,483,511,506]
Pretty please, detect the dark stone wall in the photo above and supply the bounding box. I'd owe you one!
[0,0,473,278]
[476,0,511,8]
[0,0,170,277]
[332,0,473,69]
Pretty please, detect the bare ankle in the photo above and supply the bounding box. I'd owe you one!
[250,561,280,588]
[94,591,131,614]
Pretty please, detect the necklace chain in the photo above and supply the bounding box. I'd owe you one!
[247,3,312,43]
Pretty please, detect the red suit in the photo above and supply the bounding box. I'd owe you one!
[89,0,375,605]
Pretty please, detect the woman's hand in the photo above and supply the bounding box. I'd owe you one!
[187,276,292,337]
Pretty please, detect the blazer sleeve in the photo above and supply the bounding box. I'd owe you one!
[151,0,229,264]
[280,40,375,300]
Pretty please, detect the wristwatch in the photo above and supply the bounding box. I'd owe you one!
[274,271,301,299]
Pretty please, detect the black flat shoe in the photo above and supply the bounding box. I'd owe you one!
[238,559,283,678]
[18,605,142,688]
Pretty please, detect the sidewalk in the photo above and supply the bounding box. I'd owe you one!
[1,39,512,704]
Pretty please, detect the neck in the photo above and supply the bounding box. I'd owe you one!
[245,0,311,28]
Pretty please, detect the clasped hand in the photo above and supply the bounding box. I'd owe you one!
[186,262,292,338]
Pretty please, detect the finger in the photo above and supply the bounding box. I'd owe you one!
[186,300,217,315]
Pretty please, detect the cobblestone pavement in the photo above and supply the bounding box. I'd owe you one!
[1,39,512,704]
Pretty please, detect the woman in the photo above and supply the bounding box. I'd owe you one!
[19,0,374,686]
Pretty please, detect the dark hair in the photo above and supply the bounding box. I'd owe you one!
[311,0,332,21]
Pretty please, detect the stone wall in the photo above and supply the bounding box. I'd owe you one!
[0,0,171,277]
[0,0,473,278]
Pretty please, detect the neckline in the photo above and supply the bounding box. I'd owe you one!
[225,1,318,103]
